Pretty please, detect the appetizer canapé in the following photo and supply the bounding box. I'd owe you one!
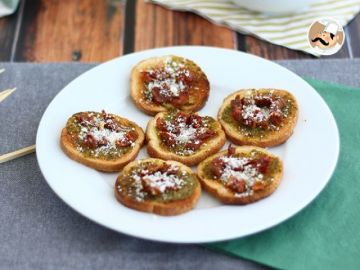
[197,145,283,204]
[60,110,144,172]
[115,158,201,216]
[146,111,226,166]
[131,55,210,115]
[218,89,298,147]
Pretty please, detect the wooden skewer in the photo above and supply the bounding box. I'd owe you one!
[0,145,36,164]
[0,88,16,103]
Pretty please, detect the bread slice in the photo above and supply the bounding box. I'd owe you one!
[60,111,144,172]
[218,88,299,147]
[115,158,201,216]
[197,145,283,205]
[131,55,210,116]
[146,111,226,166]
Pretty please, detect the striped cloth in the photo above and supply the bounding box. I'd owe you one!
[150,0,360,56]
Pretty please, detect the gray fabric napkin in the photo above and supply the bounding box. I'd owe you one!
[0,59,359,270]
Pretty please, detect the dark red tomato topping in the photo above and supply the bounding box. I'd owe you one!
[142,66,193,107]
[227,144,236,156]
[75,111,138,149]
[139,164,180,195]
[226,177,246,193]
[156,112,216,152]
[244,156,270,174]
[230,94,286,129]
[211,154,270,182]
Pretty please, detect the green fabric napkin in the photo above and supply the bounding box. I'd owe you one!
[207,79,360,270]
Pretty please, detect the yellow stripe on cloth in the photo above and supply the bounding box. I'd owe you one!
[150,0,360,56]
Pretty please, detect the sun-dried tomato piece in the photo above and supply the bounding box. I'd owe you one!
[177,71,193,84]
[142,72,155,83]
[196,130,215,140]
[115,139,130,147]
[156,118,167,131]
[212,158,225,178]
[231,93,286,130]
[269,111,283,125]
[226,177,246,193]
[84,133,98,149]
[76,113,94,126]
[152,87,167,103]
[252,181,266,191]
[187,114,203,127]
[255,96,272,107]
[141,178,162,196]
[171,91,188,107]
[257,156,270,174]
[227,144,236,156]
[97,137,108,146]
[159,131,176,147]
[126,131,138,142]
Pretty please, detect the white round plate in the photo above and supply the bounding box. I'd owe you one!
[36,46,339,243]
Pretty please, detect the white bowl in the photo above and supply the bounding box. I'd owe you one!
[231,0,315,15]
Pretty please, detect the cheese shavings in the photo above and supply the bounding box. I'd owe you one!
[144,57,190,100]
[74,112,135,157]
[129,164,185,201]
[219,156,264,195]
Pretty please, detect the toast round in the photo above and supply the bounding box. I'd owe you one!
[218,89,299,147]
[146,111,226,166]
[60,111,144,172]
[197,146,283,205]
[131,55,210,116]
[115,158,201,216]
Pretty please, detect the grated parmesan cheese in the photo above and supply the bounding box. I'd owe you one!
[219,156,263,191]
[144,57,190,99]
[143,171,184,193]
[128,165,185,200]
[76,113,134,156]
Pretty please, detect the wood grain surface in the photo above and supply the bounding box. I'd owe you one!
[0,0,23,61]
[0,15,17,61]
[0,0,358,62]
[133,0,236,52]
[14,0,125,62]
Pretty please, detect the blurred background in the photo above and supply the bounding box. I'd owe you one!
[0,0,359,62]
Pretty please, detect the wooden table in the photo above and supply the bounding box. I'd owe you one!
[0,0,359,62]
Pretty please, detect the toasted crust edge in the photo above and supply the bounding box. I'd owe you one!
[145,112,226,166]
[115,159,201,216]
[60,117,145,172]
[218,89,299,147]
[197,146,283,205]
[130,55,210,116]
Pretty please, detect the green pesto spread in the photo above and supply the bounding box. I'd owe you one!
[156,112,217,156]
[142,56,199,108]
[117,161,198,202]
[66,111,136,160]
[221,90,297,138]
[203,150,281,191]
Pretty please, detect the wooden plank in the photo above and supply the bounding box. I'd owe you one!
[123,0,136,54]
[347,14,360,58]
[0,2,23,61]
[15,0,125,62]
[236,33,247,52]
[244,36,313,60]
[134,0,236,52]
